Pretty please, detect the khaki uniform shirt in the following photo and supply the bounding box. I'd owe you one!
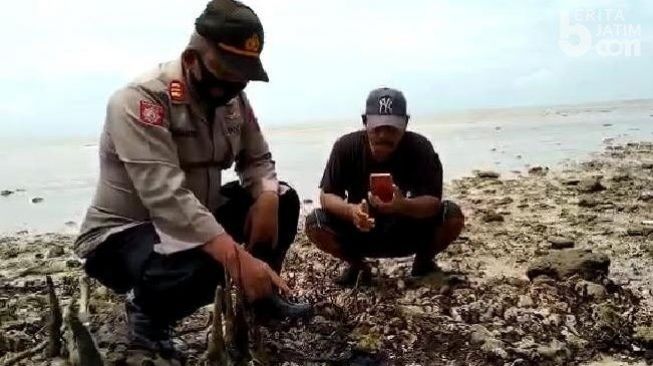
[74,59,278,257]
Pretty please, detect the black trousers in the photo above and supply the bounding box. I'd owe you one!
[305,200,459,258]
[84,181,300,324]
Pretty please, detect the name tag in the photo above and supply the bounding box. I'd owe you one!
[224,101,242,136]
[225,123,241,136]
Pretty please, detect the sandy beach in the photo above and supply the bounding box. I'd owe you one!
[1,102,653,365]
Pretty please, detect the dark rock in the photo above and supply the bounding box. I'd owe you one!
[31,197,44,204]
[536,340,570,361]
[548,237,575,249]
[627,226,653,237]
[578,197,599,208]
[66,259,82,268]
[439,285,452,296]
[517,295,534,308]
[0,331,31,353]
[2,247,19,259]
[586,283,608,300]
[639,191,653,202]
[579,213,598,222]
[611,173,631,182]
[591,302,627,346]
[578,177,606,193]
[469,324,492,345]
[534,248,549,256]
[469,326,508,359]
[527,249,610,281]
[47,246,65,259]
[644,243,653,258]
[575,280,608,300]
[1,190,13,197]
[528,166,548,176]
[482,211,505,223]
[495,197,514,206]
[562,178,581,186]
[475,171,500,179]
[634,326,653,349]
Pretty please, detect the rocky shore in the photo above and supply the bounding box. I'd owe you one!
[1,141,652,365]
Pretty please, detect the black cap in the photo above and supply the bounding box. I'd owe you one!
[364,87,408,129]
[195,0,269,82]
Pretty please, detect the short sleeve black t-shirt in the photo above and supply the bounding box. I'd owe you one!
[320,130,443,203]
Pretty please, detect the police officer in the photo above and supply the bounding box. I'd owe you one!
[74,0,309,361]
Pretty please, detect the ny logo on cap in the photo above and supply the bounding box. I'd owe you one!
[378,97,393,114]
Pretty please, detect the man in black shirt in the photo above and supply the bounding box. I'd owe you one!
[305,88,465,286]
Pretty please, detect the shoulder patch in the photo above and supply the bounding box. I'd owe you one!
[168,80,186,102]
[139,100,165,126]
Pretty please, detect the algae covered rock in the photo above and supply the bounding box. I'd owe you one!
[527,249,610,281]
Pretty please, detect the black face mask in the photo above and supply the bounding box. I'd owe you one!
[192,58,247,107]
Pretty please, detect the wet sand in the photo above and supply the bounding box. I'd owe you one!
[1,140,652,365]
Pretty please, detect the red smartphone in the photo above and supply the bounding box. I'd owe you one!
[370,173,394,203]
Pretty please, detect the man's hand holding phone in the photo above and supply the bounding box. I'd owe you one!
[368,173,406,215]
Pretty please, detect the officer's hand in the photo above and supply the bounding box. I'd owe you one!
[350,200,375,232]
[202,234,290,301]
[235,246,290,301]
[246,192,279,250]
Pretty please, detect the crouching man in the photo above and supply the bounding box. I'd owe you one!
[74,0,309,363]
[306,88,465,286]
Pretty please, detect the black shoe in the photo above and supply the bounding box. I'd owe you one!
[410,259,441,277]
[335,264,372,287]
[253,293,312,321]
[125,299,182,363]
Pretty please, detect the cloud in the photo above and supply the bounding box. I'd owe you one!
[0,0,652,137]
[1,0,204,81]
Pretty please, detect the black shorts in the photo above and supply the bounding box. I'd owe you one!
[306,200,459,258]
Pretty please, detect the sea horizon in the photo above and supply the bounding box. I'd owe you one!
[1,98,652,234]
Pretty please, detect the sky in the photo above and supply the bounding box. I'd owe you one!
[0,0,652,138]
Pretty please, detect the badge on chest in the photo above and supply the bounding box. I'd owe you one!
[223,99,243,136]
